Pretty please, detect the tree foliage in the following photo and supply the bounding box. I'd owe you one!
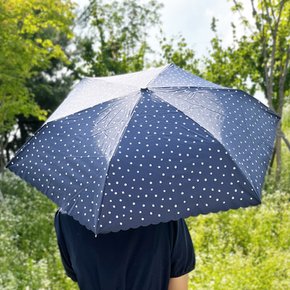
[0,172,77,289]
[73,0,163,77]
[230,0,290,111]
[0,0,75,170]
[154,34,201,75]
[203,0,290,185]
[203,18,259,94]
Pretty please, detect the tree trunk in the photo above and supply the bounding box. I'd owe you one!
[275,44,290,185]
[275,124,282,184]
[268,145,276,176]
[0,136,6,173]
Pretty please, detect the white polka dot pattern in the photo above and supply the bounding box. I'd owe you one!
[153,87,279,197]
[7,63,280,235]
[98,89,259,233]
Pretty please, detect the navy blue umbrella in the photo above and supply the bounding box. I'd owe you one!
[7,63,280,235]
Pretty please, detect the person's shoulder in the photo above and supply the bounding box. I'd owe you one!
[169,218,195,277]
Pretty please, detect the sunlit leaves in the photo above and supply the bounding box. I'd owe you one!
[0,0,75,135]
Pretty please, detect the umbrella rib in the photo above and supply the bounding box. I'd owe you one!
[151,90,262,204]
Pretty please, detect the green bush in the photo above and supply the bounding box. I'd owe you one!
[0,173,77,290]
[187,191,290,290]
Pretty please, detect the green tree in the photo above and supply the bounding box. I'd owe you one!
[154,33,201,75]
[203,18,259,94]
[73,0,163,77]
[0,0,75,171]
[204,0,290,185]
[7,32,75,164]
[233,0,290,184]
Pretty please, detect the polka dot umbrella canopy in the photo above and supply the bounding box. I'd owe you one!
[7,63,280,236]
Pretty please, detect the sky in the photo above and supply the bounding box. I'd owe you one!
[75,0,253,58]
[157,0,253,58]
[75,0,266,104]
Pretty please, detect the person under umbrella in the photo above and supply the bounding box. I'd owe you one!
[54,208,195,290]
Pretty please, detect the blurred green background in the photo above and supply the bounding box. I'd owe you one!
[0,0,289,289]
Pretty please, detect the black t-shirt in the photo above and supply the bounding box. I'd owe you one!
[54,209,195,290]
